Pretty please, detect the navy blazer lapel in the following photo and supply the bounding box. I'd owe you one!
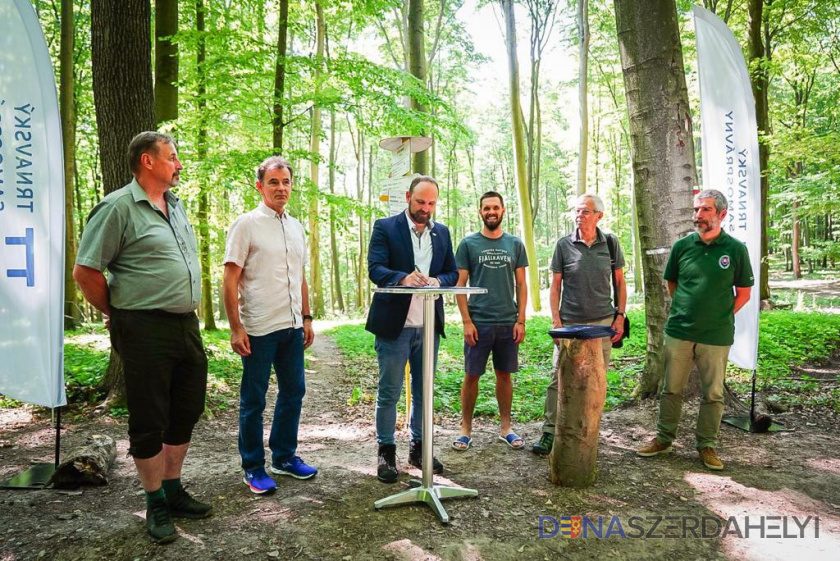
[429,222,443,272]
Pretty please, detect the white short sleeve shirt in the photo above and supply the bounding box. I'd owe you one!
[224,202,308,336]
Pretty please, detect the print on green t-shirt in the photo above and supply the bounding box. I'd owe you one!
[455,232,528,325]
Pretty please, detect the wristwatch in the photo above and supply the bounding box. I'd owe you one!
[615,311,626,316]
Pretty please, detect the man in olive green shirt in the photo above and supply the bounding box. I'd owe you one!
[74,132,211,544]
[637,189,753,471]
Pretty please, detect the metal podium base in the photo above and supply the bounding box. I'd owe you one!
[374,482,478,524]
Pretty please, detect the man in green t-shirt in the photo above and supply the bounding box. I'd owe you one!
[638,189,754,471]
[453,191,529,451]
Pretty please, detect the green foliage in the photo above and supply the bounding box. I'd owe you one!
[64,337,110,403]
[329,308,840,420]
[752,311,840,378]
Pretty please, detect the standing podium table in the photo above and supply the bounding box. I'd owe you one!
[372,285,486,524]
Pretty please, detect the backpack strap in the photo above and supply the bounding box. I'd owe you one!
[606,233,618,311]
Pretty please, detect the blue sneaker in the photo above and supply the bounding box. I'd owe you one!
[270,456,318,480]
[243,468,277,495]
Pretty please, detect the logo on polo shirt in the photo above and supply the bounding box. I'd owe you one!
[719,255,731,269]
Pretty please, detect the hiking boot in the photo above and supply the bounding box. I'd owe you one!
[146,496,177,544]
[166,485,214,519]
[408,440,443,474]
[699,447,724,471]
[377,444,398,483]
[531,432,554,456]
[270,456,318,480]
[637,438,673,457]
[243,467,277,495]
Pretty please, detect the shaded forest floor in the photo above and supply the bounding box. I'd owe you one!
[2,331,840,561]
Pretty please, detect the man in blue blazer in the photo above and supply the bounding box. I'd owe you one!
[365,175,458,483]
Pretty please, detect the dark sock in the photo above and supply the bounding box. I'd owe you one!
[146,487,166,507]
[161,478,182,496]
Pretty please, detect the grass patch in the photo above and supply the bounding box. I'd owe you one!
[329,308,840,420]
[328,312,648,423]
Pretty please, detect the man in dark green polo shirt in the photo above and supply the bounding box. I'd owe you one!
[74,132,212,543]
[637,189,753,471]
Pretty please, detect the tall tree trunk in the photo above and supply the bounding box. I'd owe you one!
[576,0,590,195]
[408,0,428,175]
[614,0,696,397]
[791,200,801,279]
[154,0,178,126]
[748,0,771,300]
[366,145,374,307]
[501,0,542,312]
[273,0,289,151]
[352,122,365,311]
[61,0,80,330]
[309,1,325,317]
[196,0,216,329]
[91,0,156,408]
[328,111,345,313]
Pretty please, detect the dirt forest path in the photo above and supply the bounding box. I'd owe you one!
[2,333,840,560]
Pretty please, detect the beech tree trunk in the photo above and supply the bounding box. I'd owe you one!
[308,1,325,317]
[196,0,216,330]
[748,0,771,300]
[328,111,345,313]
[614,0,696,397]
[273,0,289,151]
[61,0,80,330]
[576,0,590,195]
[501,0,542,312]
[549,338,606,488]
[91,0,156,408]
[154,0,178,126]
[408,0,428,175]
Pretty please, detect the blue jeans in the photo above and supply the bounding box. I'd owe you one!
[375,328,439,445]
[239,327,305,471]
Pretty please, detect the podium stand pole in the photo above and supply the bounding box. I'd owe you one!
[373,287,483,524]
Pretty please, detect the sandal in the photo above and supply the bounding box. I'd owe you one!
[452,435,473,451]
[499,432,524,449]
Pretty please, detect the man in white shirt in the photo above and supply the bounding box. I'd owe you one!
[223,156,316,495]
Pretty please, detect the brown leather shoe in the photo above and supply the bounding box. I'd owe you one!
[637,438,673,457]
[699,447,724,471]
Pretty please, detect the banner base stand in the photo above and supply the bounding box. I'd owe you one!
[0,463,56,489]
[721,414,792,433]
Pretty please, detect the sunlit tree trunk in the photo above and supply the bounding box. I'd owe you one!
[501,0,541,312]
[576,0,589,195]
[328,111,345,313]
[91,0,156,408]
[273,0,289,151]
[614,0,696,397]
[61,0,80,330]
[154,0,178,126]
[408,0,428,174]
[308,1,325,317]
[196,0,216,329]
[524,0,556,224]
[748,0,771,300]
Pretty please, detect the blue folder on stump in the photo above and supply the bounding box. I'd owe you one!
[548,325,616,340]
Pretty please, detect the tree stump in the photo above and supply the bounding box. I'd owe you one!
[549,338,606,488]
[48,434,116,489]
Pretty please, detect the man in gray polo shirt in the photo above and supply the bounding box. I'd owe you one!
[532,193,627,455]
[74,132,211,544]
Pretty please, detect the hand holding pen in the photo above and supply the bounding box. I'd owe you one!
[400,265,439,287]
